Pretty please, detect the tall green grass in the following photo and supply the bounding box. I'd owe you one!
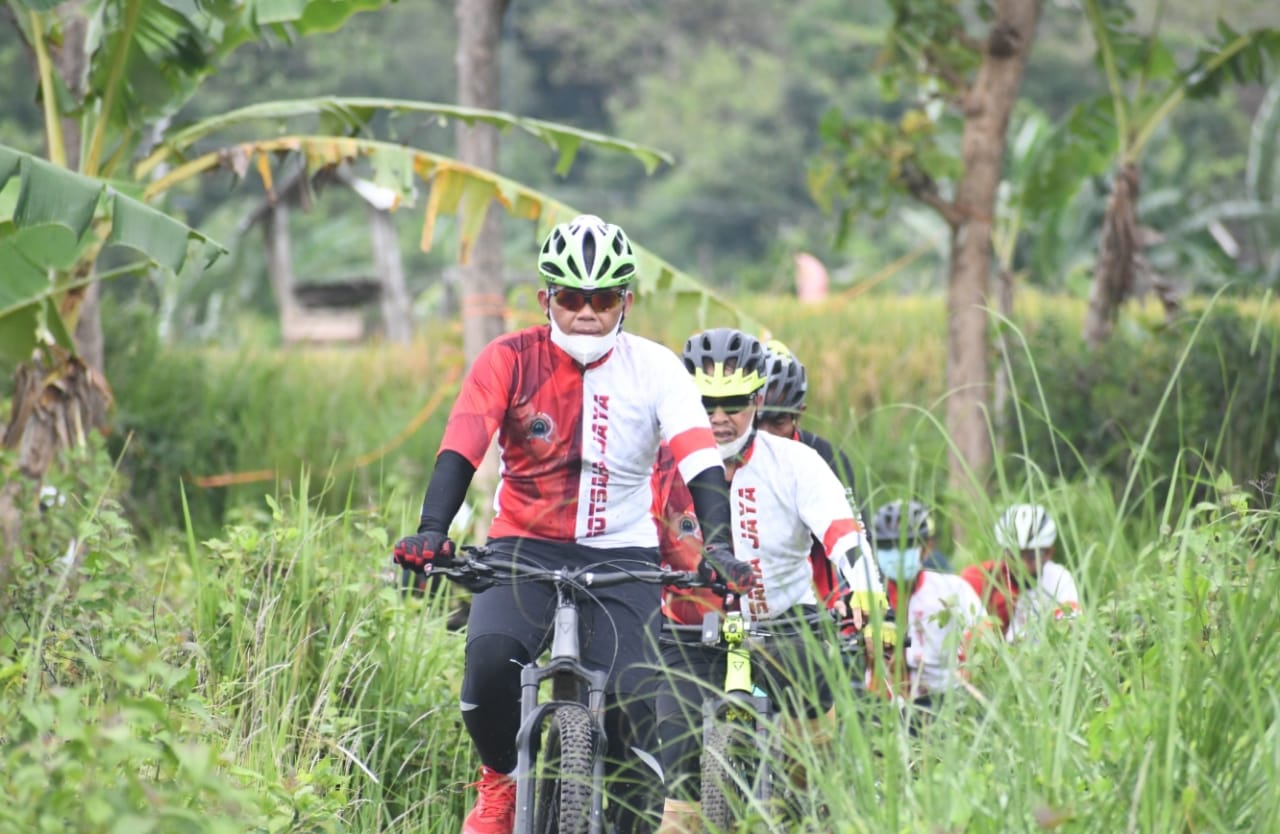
[8,290,1265,830]
[4,446,1276,831]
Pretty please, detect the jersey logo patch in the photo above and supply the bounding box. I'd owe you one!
[520,411,558,459]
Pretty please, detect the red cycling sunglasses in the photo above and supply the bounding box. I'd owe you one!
[550,287,627,313]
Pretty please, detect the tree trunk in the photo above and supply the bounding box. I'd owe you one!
[945,0,1042,508]
[1,353,110,578]
[2,2,99,576]
[455,0,509,365]
[264,203,301,342]
[47,3,105,375]
[455,0,510,533]
[369,208,413,343]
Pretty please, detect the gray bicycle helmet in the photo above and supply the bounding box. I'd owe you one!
[682,328,768,397]
[873,500,936,547]
[760,340,808,416]
[537,214,637,289]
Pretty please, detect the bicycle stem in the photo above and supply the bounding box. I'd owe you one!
[551,582,580,661]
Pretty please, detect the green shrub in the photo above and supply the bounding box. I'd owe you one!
[1005,305,1280,507]
[102,298,456,536]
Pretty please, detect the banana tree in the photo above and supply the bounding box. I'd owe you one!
[1067,3,1280,347]
[137,109,748,313]
[2,0,756,562]
[2,0,747,567]
[1,0,399,564]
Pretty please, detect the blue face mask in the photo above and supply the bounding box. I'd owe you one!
[877,546,923,585]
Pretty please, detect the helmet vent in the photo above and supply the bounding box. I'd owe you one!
[582,236,597,274]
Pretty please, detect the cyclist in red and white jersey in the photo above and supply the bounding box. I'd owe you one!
[960,503,1081,643]
[870,500,984,705]
[392,216,754,834]
[756,339,866,606]
[651,328,883,832]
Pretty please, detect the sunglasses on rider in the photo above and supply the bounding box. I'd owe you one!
[702,395,756,415]
[549,287,627,313]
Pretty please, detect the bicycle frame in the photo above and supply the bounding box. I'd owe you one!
[512,575,610,834]
[702,610,773,724]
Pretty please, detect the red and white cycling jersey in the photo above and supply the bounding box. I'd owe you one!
[960,559,1081,643]
[440,326,721,546]
[728,432,880,621]
[888,571,985,697]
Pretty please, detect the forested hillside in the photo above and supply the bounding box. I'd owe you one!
[3,0,1274,309]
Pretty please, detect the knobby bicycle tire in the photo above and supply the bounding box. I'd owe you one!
[533,705,596,834]
[700,714,765,831]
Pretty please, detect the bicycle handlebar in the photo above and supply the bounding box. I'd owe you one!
[427,544,710,592]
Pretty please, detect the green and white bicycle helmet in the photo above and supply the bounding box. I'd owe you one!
[994,503,1057,551]
[538,214,637,289]
[682,328,768,398]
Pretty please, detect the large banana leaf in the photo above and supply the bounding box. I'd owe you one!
[142,134,755,330]
[0,144,225,364]
[138,97,675,180]
[10,0,394,176]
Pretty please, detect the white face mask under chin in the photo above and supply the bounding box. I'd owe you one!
[548,315,620,365]
[717,427,753,461]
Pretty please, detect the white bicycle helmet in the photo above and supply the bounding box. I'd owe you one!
[994,503,1057,550]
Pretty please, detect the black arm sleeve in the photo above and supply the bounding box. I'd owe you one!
[416,450,478,535]
[686,464,733,548]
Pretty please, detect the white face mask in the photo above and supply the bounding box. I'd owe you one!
[548,314,620,365]
[877,546,923,585]
[717,426,753,461]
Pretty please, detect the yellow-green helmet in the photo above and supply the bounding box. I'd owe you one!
[682,328,768,397]
[537,214,637,289]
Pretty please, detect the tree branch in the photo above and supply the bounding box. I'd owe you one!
[902,162,965,228]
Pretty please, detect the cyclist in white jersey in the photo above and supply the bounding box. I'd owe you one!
[870,500,984,705]
[960,503,1080,643]
[652,328,883,833]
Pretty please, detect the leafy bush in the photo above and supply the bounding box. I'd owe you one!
[1005,304,1280,506]
[102,298,456,536]
[1,443,475,833]
[0,440,263,833]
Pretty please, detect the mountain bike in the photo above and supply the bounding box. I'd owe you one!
[664,607,836,831]
[432,545,709,834]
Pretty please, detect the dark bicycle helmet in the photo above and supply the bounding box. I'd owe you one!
[682,328,768,397]
[760,339,808,416]
[872,500,936,548]
[537,214,637,289]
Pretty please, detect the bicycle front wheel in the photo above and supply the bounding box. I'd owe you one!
[533,704,596,834]
[700,712,765,831]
